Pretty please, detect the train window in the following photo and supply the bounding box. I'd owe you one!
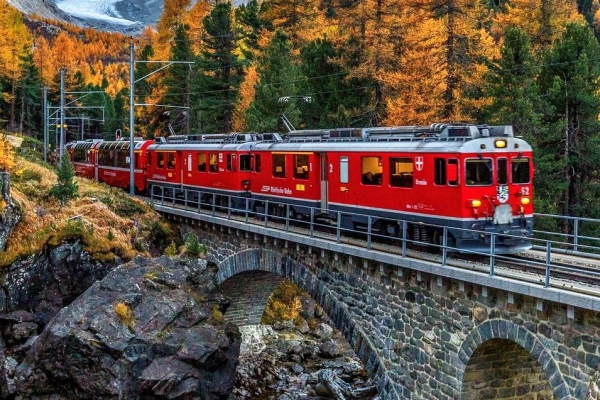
[390,157,413,188]
[498,158,508,184]
[340,156,349,183]
[227,154,236,171]
[255,154,262,172]
[197,153,206,172]
[362,156,382,185]
[465,159,492,186]
[116,148,129,168]
[512,157,530,184]
[240,155,251,171]
[167,153,175,169]
[293,155,309,180]
[434,158,445,185]
[273,154,286,178]
[157,152,165,168]
[448,159,458,185]
[209,153,218,173]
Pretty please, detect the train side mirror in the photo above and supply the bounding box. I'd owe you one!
[447,163,458,184]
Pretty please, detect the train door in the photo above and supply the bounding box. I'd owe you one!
[186,152,192,183]
[320,153,328,210]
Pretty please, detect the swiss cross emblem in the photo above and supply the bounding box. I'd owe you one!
[415,156,424,171]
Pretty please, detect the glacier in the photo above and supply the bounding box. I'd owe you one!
[55,0,138,26]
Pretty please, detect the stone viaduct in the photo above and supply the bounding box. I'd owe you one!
[156,203,600,400]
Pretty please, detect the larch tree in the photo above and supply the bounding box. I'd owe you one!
[259,0,322,49]
[0,133,15,172]
[155,0,193,59]
[334,0,419,125]
[492,0,583,48]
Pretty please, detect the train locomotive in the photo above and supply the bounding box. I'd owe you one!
[66,123,534,254]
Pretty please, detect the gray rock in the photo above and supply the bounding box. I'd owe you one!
[313,323,333,339]
[0,173,21,253]
[14,256,241,400]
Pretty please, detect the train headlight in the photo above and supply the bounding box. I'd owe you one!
[520,197,531,205]
[468,199,482,208]
[495,140,507,148]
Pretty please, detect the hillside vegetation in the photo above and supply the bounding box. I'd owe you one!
[0,136,179,267]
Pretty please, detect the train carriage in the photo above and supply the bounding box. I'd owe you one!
[65,140,101,179]
[146,133,279,209]
[94,138,153,193]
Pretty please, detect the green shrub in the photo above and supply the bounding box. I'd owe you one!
[184,233,206,257]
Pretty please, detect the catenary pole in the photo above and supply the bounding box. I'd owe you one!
[59,70,65,162]
[129,38,135,196]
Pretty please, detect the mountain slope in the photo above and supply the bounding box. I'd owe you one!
[7,0,70,22]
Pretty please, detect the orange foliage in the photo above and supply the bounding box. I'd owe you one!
[233,64,258,130]
[0,134,15,172]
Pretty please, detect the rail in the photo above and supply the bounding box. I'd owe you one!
[148,186,600,299]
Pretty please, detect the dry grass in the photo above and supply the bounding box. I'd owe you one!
[0,156,163,267]
[114,302,134,327]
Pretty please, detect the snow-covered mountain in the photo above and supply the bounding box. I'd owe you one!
[7,0,166,34]
[51,0,164,33]
[9,0,246,34]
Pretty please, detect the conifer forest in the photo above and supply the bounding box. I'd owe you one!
[2,0,600,219]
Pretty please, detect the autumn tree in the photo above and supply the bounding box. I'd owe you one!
[492,0,583,48]
[0,133,15,172]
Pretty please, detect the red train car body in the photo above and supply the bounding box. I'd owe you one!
[66,124,534,254]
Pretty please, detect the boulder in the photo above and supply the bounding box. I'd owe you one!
[15,256,241,399]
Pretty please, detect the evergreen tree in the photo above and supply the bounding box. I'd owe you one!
[537,23,600,221]
[480,27,541,141]
[159,24,194,136]
[245,30,299,132]
[236,0,264,60]
[134,43,157,139]
[195,2,244,133]
[50,153,78,207]
[15,52,42,137]
[298,38,371,128]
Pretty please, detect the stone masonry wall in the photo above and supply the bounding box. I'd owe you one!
[176,218,600,400]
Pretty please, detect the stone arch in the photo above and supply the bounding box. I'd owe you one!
[458,320,570,400]
[216,247,390,397]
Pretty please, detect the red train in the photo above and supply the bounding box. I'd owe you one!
[66,123,534,254]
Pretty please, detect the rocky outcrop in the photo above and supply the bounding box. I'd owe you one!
[0,172,21,252]
[14,256,240,399]
[0,241,112,323]
[7,0,70,22]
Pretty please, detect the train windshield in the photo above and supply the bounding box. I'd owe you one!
[465,159,492,186]
[512,157,531,184]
